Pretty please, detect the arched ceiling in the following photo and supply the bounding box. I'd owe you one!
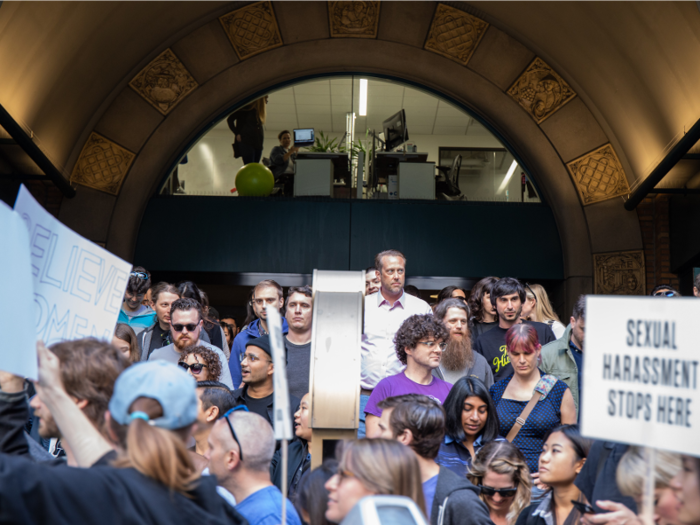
[1,1,699,188]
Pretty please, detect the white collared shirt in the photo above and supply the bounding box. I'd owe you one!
[360,288,433,390]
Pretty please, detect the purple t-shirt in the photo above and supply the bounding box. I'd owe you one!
[364,372,453,417]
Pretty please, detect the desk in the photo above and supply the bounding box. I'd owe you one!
[294,152,350,197]
[374,152,429,174]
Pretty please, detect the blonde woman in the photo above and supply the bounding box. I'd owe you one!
[227,95,268,164]
[468,441,532,525]
[582,447,682,525]
[325,438,425,523]
[521,284,566,339]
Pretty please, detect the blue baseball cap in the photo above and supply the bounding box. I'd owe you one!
[109,360,198,430]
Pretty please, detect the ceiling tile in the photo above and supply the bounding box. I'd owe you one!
[294,81,330,95]
[436,104,464,117]
[294,94,331,105]
[432,126,468,135]
[296,105,331,115]
[435,115,471,127]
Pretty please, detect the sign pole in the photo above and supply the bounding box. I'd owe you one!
[642,447,657,525]
[281,438,289,525]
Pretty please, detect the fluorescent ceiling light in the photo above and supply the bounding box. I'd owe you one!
[497,160,518,194]
[359,79,367,116]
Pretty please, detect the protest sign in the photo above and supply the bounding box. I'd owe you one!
[0,201,38,379]
[13,185,132,346]
[581,296,700,456]
[266,304,294,441]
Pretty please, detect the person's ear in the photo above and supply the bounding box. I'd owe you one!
[267,360,274,376]
[227,448,241,471]
[404,346,413,358]
[575,457,587,475]
[75,398,89,410]
[397,429,413,447]
[206,406,220,423]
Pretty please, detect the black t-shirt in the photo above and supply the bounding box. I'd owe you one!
[474,321,556,382]
[284,337,311,400]
[244,391,273,424]
[149,324,171,355]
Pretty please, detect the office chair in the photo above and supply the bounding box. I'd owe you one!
[436,154,465,200]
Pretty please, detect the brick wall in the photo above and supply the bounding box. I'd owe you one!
[637,195,679,293]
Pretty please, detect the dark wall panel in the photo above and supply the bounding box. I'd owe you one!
[134,197,563,279]
[349,200,563,279]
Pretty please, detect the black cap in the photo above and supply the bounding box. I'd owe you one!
[245,334,272,356]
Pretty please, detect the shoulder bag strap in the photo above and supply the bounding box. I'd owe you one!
[506,390,543,442]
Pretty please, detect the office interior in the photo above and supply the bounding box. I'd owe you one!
[164,76,541,204]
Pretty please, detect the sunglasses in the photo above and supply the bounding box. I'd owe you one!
[172,323,198,332]
[130,271,149,280]
[221,405,250,461]
[653,290,678,297]
[178,362,207,374]
[478,485,517,497]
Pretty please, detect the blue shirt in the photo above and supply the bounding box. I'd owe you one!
[436,434,507,477]
[569,341,583,421]
[423,475,438,514]
[236,485,302,525]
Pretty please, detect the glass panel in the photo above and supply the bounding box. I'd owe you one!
[161,76,541,204]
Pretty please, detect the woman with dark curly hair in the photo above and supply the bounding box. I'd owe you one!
[177,345,222,382]
[364,314,453,437]
[469,276,500,340]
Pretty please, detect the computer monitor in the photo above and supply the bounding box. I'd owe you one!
[382,110,408,151]
[293,128,315,147]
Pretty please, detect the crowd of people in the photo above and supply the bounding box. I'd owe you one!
[0,252,698,525]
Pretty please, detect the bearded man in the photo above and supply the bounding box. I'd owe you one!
[433,298,493,387]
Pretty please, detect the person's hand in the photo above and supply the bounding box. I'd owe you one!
[0,370,25,394]
[582,501,642,525]
[531,472,550,491]
[36,341,64,395]
[236,134,242,142]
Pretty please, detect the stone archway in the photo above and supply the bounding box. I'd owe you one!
[57,1,644,312]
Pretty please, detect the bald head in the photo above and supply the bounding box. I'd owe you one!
[215,411,275,473]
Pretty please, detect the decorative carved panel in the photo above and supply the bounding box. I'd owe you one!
[219,1,283,60]
[566,144,631,206]
[507,57,576,124]
[594,250,646,296]
[70,133,135,196]
[424,4,488,66]
[129,49,198,115]
[328,1,380,38]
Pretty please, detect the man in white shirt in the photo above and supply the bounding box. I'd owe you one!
[359,249,432,437]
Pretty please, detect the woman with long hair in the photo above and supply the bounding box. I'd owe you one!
[520,284,566,339]
[227,96,268,165]
[670,456,700,525]
[325,438,426,523]
[178,345,223,382]
[490,324,576,500]
[468,441,532,525]
[437,377,504,476]
[294,460,338,525]
[516,425,592,525]
[112,323,141,364]
[0,343,246,525]
[469,277,500,339]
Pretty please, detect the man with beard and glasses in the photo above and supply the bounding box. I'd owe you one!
[433,299,493,388]
[149,298,234,389]
[474,277,555,382]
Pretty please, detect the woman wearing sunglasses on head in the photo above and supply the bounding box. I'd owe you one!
[437,377,505,476]
[468,441,532,525]
[515,425,591,525]
[324,439,425,523]
[178,345,222,382]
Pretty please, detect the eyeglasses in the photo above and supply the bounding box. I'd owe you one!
[130,271,148,280]
[221,405,249,461]
[172,323,198,332]
[252,298,279,307]
[336,466,356,480]
[418,340,447,351]
[178,362,207,374]
[478,485,518,497]
[240,353,271,364]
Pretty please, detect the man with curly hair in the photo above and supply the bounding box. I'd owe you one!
[364,314,453,438]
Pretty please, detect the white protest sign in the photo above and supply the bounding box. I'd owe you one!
[581,296,700,456]
[14,185,132,346]
[266,305,294,440]
[0,201,38,379]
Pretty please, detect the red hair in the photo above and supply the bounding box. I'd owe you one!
[505,324,539,354]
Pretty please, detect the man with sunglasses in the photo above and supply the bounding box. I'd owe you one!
[364,314,453,438]
[375,394,492,525]
[205,408,303,525]
[231,335,300,428]
[117,266,156,335]
[149,298,234,389]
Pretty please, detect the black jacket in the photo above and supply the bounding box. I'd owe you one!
[227,107,264,150]
[270,439,309,495]
[232,385,300,429]
[431,467,494,525]
[0,386,248,525]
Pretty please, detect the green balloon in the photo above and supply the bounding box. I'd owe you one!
[235,163,274,196]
